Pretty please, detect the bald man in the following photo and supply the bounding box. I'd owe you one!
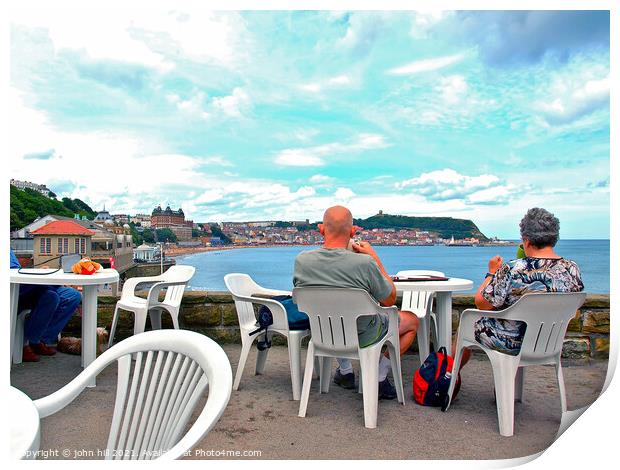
[293,206,419,399]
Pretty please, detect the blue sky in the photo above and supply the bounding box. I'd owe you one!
[8,9,610,238]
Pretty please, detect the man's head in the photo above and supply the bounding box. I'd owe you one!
[319,206,356,245]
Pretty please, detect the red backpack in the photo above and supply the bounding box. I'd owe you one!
[413,347,461,410]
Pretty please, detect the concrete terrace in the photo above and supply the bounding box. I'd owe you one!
[10,343,607,460]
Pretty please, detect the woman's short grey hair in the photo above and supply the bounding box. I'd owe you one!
[519,208,560,248]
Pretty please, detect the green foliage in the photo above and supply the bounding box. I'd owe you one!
[128,222,143,246]
[10,185,97,231]
[155,228,177,243]
[209,224,232,244]
[353,213,488,240]
[142,229,155,243]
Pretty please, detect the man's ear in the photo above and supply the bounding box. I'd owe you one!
[318,223,325,235]
[350,226,357,238]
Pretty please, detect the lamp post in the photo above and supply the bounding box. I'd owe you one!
[158,242,164,274]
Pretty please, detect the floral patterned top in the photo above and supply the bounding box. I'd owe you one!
[481,257,584,309]
[474,257,584,355]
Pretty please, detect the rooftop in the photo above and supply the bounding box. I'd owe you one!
[31,220,95,236]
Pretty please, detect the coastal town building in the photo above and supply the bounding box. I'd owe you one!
[10,179,51,197]
[11,214,135,272]
[31,220,94,268]
[112,214,130,224]
[130,213,152,228]
[133,243,159,262]
[151,205,193,241]
[93,207,113,223]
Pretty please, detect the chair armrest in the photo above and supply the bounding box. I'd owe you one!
[146,281,188,304]
[255,288,292,297]
[231,293,290,330]
[379,305,400,335]
[121,276,163,301]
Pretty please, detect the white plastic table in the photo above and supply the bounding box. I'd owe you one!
[394,277,474,355]
[10,268,119,386]
[9,386,40,459]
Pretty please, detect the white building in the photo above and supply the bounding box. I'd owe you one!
[133,243,159,262]
[130,213,152,228]
[10,179,51,197]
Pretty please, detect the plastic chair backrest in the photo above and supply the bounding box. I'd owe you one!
[397,270,445,316]
[34,330,232,460]
[494,292,586,361]
[293,287,385,356]
[160,265,195,306]
[224,273,264,327]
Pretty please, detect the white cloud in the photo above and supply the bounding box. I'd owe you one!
[168,91,210,119]
[537,76,610,125]
[10,9,251,71]
[309,174,334,184]
[386,53,466,76]
[439,75,468,104]
[202,155,234,167]
[275,133,389,167]
[396,168,517,205]
[212,87,251,118]
[334,187,355,200]
[298,75,353,94]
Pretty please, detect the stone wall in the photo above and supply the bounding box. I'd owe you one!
[63,292,610,359]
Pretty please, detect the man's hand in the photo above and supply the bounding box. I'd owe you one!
[352,240,376,257]
[488,255,503,274]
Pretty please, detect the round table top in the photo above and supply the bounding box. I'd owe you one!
[10,268,119,286]
[9,386,40,459]
[394,277,474,292]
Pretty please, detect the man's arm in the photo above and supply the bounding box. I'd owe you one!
[352,241,396,306]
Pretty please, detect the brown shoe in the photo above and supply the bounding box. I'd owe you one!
[22,345,41,362]
[31,342,57,356]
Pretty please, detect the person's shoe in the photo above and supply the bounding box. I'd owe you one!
[31,342,57,356]
[378,377,397,400]
[333,369,356,390]
[22,345,40,362]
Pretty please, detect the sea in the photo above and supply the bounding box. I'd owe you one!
[174,240,610,294]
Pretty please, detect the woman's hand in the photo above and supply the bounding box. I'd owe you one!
[488,255,503,274]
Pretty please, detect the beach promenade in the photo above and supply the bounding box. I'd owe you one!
[10,344,607,460]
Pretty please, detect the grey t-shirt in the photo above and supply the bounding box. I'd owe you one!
[293,247,394,337]
[293,247,393,301]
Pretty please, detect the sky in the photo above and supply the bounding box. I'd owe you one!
[8,8,610,239]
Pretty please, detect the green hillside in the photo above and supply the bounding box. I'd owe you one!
[354,213,487,240]
[10,185,97,230]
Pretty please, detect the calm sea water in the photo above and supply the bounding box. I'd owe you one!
[175,240,610,294]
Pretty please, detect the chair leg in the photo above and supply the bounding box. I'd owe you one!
[170,308,180,330]
[319,357,333,394]
[515,367,525,403]
[255,332,271,375]
[298,341,315,418]
[488,352,520,437]
[108,305,121,348]
[313,356,321,380]
[149,308,162,331]
[287,332,304,401]
[417,316,431,365]
[445,339,465,411]
[556,361,567,414]
[233,339,253,391]
[387,340,405,405]
[133,309,148,336]
[359,348,381,429]
[13,313,27,364]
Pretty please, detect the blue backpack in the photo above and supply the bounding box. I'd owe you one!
[256,295,310,331]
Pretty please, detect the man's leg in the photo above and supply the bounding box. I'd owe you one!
[41,287,81,345]
[24,288,60,345]
[397,310,419,355]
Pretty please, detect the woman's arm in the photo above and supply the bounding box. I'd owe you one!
[475,255,504,310]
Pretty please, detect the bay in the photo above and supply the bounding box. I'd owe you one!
[175,239,610,294]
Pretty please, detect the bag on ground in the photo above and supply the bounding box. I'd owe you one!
[413,346,461,409]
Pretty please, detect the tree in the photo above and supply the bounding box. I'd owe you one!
[128,222,143,246]
[209,224,232,244]
[142,229,155,243]
[156,228,177,243]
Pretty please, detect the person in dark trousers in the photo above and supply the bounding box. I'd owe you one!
[11,249,82,362]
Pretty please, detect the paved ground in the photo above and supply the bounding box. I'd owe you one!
[11,345,607,460]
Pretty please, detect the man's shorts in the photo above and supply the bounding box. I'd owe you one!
[357,312,392,348]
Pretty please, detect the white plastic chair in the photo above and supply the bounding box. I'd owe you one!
[109,265,196,347]
[293,287,404,429]
[397,269,444,365]
[224,273,311,401]
[34,329,232,460]
[12,309,31,364]
[444,292,586,436]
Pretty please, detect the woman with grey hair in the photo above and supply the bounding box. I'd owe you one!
[455,208,584,368]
